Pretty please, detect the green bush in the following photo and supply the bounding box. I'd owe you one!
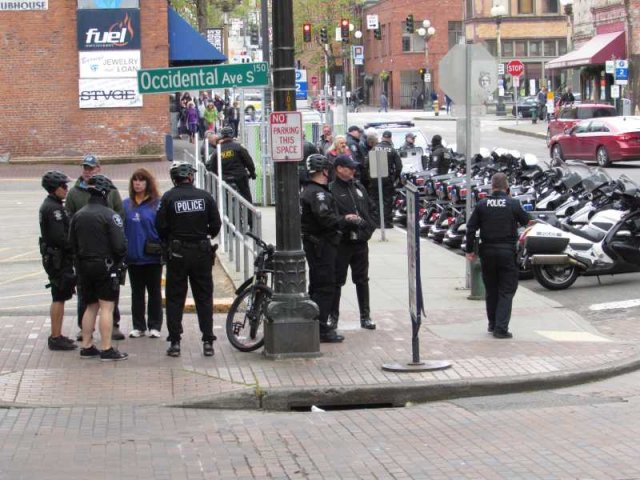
[137,143,163,155]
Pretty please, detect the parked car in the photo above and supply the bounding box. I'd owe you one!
[546,103,617,146]
[549,116,640,167]
[512,96,539,118]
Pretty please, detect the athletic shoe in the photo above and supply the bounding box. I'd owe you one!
[203,341,214,357]
[100,347,129,362]
[111,326,125,341]
[148,329,162,338]
[129,329,145,338]
[80,345,101,359]
[167,342,181,357]
[48,335,77,351]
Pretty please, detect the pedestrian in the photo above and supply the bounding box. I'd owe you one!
[203,102,218,132]
[177,98,188,139]
[371,131,402,228]
[536,86,548,121]
[299,134,319,187]
[186,101,199,143]
[201,131,219,164]
[39,170,77,351]
[155,162,222,358]
[325,135,351,182]
[224,101,240,137]
[560,87,575,106]
[317,124,333,154]
[123,168,163,339]
[68,175,128,361]
[445,94,452,114]
[464,172,531,339]
[346,125,367,182]
[300,154,362,343]
[379,92,388,112]
[66,154,125,341]
[329,155,377,330]
[430,134,450,174]
[411,85,419,109]
[206,126,257,205]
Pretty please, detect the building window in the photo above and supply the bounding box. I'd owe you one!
[518,0,534,14]
[402,35,411,52]
[485,39,497,57]
[543,40,556,57]
[515,40,527,56]
[78,0,139,7]
[529,40,541,56]
[402,34,425,52]
[465,0,473,19]
[448,21,463,49]
[502,40,514,57]
[558,38,567,55]
[541,0,559,13]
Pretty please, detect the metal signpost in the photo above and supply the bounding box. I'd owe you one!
[382,182,451,372]
[368,149,388,241]
[507,60,524,125]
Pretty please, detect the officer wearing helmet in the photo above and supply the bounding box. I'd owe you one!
[206,126,256,204]
[66,154,126,341]
[156,162,222,358]
[69,174,129,361]
[430,135,450,175]
[300,154,362,343]
[39,170,77,351]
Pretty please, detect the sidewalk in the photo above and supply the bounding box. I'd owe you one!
[2,198,640,412]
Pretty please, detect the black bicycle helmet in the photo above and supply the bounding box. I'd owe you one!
[87,174,114,196]
[41,170,71,192]
[306,154,329,174]
[170,161,196,182]
[220,126,234,139]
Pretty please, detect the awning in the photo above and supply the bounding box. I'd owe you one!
[168,8,226,65]
[545,31,626,70]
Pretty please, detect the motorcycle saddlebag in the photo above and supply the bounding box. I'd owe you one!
[525,235,569,254]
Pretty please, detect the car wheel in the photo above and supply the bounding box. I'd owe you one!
[551,143,563,162]
[596,146,611,167]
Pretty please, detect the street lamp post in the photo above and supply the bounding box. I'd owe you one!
[491,4,507,116]
[417,20,436,111]
[559,0,573,52]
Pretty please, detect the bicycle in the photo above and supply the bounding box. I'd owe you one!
[225,232,274,352]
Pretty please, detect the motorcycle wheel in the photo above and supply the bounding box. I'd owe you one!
[532,264,578,290]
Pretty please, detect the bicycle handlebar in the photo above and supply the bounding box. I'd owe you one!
[245,231,274,253]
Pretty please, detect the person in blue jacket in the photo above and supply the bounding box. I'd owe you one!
[123,168,163,338]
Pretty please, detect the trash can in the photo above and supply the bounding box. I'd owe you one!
[467,255,485,300]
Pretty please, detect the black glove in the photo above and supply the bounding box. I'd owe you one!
[249,173,257,180]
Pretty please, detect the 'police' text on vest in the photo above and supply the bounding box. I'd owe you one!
[175,199,205,213]
[487,199,506,207]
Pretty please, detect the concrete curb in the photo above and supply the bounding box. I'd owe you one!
[171,351,640,411]
[499,126,547,140]
[8,154,165,165]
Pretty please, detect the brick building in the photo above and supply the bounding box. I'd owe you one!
[0,1,169,159]
[362,0,464,109]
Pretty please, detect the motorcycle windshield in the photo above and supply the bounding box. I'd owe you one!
[618,174,639,193]
[560,160,592,190]
[581,168,613,193]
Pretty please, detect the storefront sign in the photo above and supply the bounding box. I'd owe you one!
[77,0,139,7]
[79,77,142,108]
[77,9,140,50]
[79,50,140,78]
[206,28,223,52]
[0,1,48,10]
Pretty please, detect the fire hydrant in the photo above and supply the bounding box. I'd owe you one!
[433,99,440,116]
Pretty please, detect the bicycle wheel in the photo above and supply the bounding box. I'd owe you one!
[225,285,271,352]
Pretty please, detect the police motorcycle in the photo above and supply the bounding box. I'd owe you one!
[522,184,640,290]
[392,146,430,226]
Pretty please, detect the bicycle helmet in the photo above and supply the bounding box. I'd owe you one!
[41,170,71,192]
[87,174,114,196]
[220,126,234,139]
[306,154,329,174]
[170,161,196,182]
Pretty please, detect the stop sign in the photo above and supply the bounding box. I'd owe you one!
[507,60,525,77]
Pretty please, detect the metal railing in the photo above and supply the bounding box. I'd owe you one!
[182,143,262,281]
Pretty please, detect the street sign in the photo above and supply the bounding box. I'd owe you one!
[295,69,308,100]
[497,63,504,75]
[439,43,497,105]
[507,60,525,77]
[605,60,615,74]
[615,59,629,85]
[310,75,318,86]
[611,85,620,99]
[366,14,379,30]
[137,62,269,94]
[513,76,520,87]
[270,111,303,162]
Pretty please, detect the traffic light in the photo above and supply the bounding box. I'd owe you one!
[320,26,328,44]
[406,15,414,34]
[340,18,350,43]
[374,27,382,40]
[250,25,259,46]
[303,22,311,43]
[419,67,426,79]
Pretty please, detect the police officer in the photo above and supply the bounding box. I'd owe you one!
[207,126,256,204]
[69,175,128,361]
[329,156,377,330]
[301,154,361,343]
[371,130,402,228]
[156,162,222,357]
[430,134,450,175]
[39,171,77,351]
[346,125,367,184]
[464,172,530,339]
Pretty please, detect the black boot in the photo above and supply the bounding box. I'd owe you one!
[328,286,342,330]
[356,283,376,330]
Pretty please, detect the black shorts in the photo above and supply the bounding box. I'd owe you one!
[77,260,118,304]
[49,267,75,302]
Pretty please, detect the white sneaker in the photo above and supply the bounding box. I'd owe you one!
[148,329,161,338]
[129,329,145,338]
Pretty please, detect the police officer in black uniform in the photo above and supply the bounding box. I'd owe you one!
[69,175,128,361]
[465,172,530,339]
[301,154,361,343]
[156,162,222,357]
[430,134,450,175]
[346,125,368,185]
[371,130,403,228]
[207,126,256,204]
[39,171,77,351]
[329,155,377,330]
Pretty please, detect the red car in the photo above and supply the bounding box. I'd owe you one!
[549,116,640,167]
[546,103,617,146]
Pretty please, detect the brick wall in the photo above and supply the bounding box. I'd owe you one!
[0,0,169,158]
